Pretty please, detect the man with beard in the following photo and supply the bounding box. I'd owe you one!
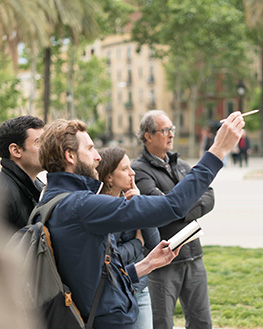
[38,115,244,329]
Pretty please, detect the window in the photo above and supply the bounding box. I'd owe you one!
[118,91,122,104]
[206,103,215,120]
[139,88,143,103]
[149,48,155,58]
[107,51,111,65]
[117,47,121,59]
[127,69,132,84]
[206,77,215,95]
[128,116,133,134]
[148,66,154,83]
[149,89,155,103]
[127,46,132,62]
[226,101,235,116]
[118,115,123,128]
[128,91,132,103]
[138,67,143,78]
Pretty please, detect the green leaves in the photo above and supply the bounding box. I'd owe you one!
[0,70,22,122]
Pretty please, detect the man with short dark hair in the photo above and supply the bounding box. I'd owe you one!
[0,115,45,230]
[132,110,214,329]
[37,113,243,329]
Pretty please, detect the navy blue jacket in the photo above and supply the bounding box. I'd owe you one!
[40,151,222,329]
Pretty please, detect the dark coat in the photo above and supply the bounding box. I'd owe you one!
[0,158,44,230]
[132,146,215,264]
[114,226,160,291]
[40,151,222,328]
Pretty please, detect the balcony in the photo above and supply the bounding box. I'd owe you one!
[105,103,112,112]
[125,101,133,110]
[147,100,156,109]
[127,79,132,86]
[148,75,155,84]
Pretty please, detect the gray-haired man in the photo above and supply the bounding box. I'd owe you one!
[132,110,214,329]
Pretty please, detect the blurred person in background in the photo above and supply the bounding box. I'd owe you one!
[238,129,250,167]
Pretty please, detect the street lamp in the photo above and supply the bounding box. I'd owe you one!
[236,80,246,113]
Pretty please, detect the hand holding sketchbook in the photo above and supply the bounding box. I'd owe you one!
[168,220,204,250]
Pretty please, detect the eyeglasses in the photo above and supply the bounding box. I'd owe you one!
[153,125,176,136]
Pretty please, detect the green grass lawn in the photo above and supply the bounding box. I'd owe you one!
[174,246,263,329]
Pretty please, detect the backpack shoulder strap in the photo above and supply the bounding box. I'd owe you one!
[86,233,113,329]
[28,192,70,225]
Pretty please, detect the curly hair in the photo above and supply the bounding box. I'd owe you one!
[39,119,87,173]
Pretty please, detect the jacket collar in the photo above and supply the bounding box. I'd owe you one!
[142,145,179,168]
[47,171,103,194]
[1,158,43,200]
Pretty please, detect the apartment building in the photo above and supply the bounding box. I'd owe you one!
[84,34,185,158]
[85,33,261,157]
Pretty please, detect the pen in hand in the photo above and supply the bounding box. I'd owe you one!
[220,109,259,123]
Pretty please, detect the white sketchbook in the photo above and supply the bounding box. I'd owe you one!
[168,220,204,250]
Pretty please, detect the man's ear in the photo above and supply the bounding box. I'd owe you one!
[64,149,75,165]
[144,132,152,143]
[9,143,22,160]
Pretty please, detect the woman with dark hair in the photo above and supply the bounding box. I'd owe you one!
[97,147,160,329]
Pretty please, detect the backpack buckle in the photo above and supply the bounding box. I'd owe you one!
[65,292,72,306]
[105,255,111,264]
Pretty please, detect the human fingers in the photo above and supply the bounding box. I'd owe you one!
[172,245,182,257]
[130,176,138,189]
[209,113,245,160]
[123,189,140,200]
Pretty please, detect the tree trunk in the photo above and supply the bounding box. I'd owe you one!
[43,47,51,123]
[68,43,75,119]
[174,70,182,150]
[7,36,19,72]
[28,56,37,115]
[1,43,6,70]
[189,85,198,158]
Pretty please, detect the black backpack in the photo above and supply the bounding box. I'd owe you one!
[6,193,112,329]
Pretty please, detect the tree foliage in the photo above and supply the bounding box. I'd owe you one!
[132,0,257,155]
[0,70,22,122]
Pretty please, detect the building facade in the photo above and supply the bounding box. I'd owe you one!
[85,34,260,158]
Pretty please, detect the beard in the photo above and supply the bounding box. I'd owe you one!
[74,155,99,180]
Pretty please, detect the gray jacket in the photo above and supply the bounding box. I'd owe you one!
[132,146,215,263]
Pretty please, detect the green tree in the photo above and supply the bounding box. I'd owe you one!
[44,44,111,134]
[0,70,22,122]
[40,0,134,123]
[243,0,263,155]
[74,55,111,121]
[133,0,253,156]
[0,0,49,72]
[40,0,100,123]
